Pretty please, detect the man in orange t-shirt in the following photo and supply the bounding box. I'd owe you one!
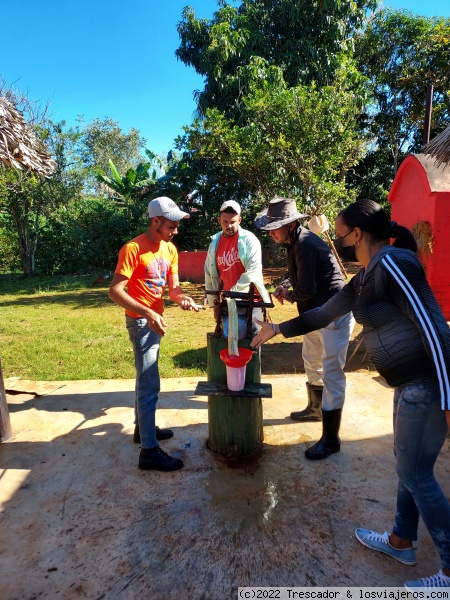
[109,197,198,472]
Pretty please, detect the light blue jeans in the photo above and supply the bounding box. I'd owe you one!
[392,380,450,569]
[302,312,355,411]
[222,308,263,339]
[126,315,161,450]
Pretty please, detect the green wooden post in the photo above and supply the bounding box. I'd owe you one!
[207,333,263,456]
[0,360,12,442]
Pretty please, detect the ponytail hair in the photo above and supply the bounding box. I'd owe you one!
[391,224,417,251]
[339,199,417,252]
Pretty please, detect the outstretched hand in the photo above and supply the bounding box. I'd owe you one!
[179,296,200,312]
[251,319,277,348]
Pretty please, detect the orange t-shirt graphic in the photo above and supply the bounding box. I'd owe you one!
[114,233,178,317]
[216,233,245,290]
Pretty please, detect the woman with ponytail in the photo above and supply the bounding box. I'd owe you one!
[252,199,450,591]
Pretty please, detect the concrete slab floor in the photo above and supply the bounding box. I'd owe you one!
[1,373,449,600]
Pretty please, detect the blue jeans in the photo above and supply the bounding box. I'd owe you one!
[126,315,161,449]
[392,380,450,568]
[222,308,263,339]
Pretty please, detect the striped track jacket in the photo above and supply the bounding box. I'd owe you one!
[279,246,450,410]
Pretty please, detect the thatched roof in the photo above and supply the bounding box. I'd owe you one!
[0,96,55,176]
[413,154,450,191]
[423,124,450,169]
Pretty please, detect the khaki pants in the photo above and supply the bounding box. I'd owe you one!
[302,312,355,411]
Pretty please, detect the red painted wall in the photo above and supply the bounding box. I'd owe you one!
[389,155,450,319]
[389,157,435,278]
[178,251,207,283]
[431,191,450,317]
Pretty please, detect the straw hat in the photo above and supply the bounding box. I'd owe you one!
[254,197,305,230]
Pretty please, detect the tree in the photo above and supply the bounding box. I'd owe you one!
[0,119,83,277]
[90,150,161,225]
[180,60,368,218]
[78,116,147,193]
[350,9,450,203]
[171,0,379,230]
[0,79,86,276]
[151,148,255,250]
[0,77,52,133]
[176,0,377,118]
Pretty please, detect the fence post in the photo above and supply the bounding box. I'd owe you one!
[0,360,12,442]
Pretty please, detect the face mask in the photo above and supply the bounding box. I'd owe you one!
[334,237,357,262]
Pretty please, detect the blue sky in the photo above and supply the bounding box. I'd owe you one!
[2,0,448,157]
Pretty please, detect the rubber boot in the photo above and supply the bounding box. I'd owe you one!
[290,382,323,422]
[305,408,342,460]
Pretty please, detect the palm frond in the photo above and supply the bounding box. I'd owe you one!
[423,125,450,168]
[0,96,56,176]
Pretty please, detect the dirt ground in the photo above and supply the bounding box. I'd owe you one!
[2,262,400,600]
[2,373,450,599]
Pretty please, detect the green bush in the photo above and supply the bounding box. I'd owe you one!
[0,214,21,272]
[36,196,145,275]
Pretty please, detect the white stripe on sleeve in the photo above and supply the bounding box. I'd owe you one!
[382,254,450,409]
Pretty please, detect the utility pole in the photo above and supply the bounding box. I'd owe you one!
[423,84,434,147]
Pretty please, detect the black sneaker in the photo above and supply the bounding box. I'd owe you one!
[138,447,183,471]
[133,425,174,443]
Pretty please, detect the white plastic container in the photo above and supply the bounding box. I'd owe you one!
[225,365,246,391]
[219,348,254,392]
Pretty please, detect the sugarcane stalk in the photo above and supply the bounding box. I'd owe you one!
[324,230,348,278]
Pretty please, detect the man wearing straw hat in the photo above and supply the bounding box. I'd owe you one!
[255,196,354,460]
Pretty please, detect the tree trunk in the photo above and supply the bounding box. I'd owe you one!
[207,333,263,456]
[11,206,33,277]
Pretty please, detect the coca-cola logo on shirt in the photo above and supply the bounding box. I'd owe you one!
[217,247,240,271]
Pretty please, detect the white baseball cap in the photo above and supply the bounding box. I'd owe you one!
[147,197,189,221]
[219,200,241,215]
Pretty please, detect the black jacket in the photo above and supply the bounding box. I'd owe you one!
[283,225,345,315]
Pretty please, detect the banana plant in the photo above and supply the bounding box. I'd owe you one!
[90,150,162,220]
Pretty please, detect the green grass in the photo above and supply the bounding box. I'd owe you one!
[0,273,210,380]
[0,272,369,381]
